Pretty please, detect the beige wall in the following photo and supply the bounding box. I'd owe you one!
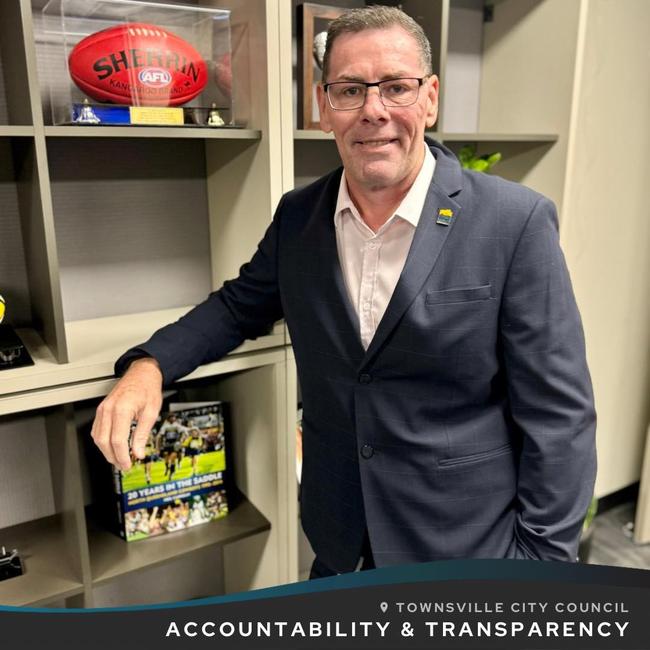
[479,0,582,207]
[561,0,650,497]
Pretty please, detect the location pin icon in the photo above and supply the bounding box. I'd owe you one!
[380,602,388,613]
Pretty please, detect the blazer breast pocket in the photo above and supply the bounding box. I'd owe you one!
[425,283,492,306]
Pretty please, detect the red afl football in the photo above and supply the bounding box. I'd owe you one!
[68,23,208,106]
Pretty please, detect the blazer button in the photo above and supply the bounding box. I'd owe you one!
[360,444,374,459]
[359,373,372,384]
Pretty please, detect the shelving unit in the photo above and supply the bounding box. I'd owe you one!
[43,126,262,139]
[0,0,297,608]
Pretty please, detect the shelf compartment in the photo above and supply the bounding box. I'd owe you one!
[0,134,65,363]
[0,405,90,606]
[76,349,293,596]
[0,138,33,328]
[443,138,557,186]
[0,514,84,606]
[293,138,341,191]
[47,137,215,328]
[0,2,34,127]
[88,496,269,586]
[291,131,557,192]
[42,135,281,366]
[44,126,262,140]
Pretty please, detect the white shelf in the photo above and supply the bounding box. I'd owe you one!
[438,132,558,142]
[89,498,270,586]
[0,347,286,415]
[294,129,558,144]
[0,309,285,401]
[44,126,262,140]
[294,129,334,140]
[0,125,34,137]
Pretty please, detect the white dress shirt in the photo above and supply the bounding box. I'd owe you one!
[334,146,436,349]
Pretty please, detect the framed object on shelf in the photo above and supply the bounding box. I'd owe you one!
[39,0,235,127]
[297,3,346,130]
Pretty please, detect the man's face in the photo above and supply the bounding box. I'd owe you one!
[317,26,439,192]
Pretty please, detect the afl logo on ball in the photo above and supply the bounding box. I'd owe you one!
[138,68,172,87]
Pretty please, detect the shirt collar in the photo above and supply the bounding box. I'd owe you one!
[334,144,436,230]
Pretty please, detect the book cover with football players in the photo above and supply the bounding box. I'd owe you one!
[113,402,229,541]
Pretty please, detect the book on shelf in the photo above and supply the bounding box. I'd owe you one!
[112,401,230,542]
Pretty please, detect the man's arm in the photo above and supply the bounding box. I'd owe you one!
[92,197,285,470]
[500,196,597,561]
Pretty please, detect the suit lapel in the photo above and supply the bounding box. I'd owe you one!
[360,141,463,369]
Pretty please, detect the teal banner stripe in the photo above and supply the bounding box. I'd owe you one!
[2,559,648,614]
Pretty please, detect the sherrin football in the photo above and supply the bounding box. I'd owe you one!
[68,23,208,106]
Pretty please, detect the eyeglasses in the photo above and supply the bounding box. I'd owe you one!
[323,77,428,111]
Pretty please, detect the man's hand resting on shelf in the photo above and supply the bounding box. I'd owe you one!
[91,357,163,472]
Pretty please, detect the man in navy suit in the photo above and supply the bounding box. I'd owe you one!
[92,6,596,575]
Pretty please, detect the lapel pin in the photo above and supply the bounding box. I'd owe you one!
[436,208,454,226]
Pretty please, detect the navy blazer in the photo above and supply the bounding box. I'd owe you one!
[116,140,597,571]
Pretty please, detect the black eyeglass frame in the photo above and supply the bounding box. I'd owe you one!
[322,76,429,110]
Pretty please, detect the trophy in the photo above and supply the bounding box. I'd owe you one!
[0,547,24,582]
[207,103,225,126]
[73,98,101,124]
[0,295,35,369]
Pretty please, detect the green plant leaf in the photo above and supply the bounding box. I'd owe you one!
[485,152,502,168]
[459,145,474,165]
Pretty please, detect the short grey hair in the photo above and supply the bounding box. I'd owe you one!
[322,5,432,83]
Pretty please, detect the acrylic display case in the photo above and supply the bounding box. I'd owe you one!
[40,0,235,127]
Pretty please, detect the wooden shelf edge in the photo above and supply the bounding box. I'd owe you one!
[0,314,287,404]
[43,126,262,140]
[14,585,85,608]
[294,129,334,140]
[89,498,270,586]
[0,347,287,416]
[0,125,34,137]
[437,132,559,143]
[295,130,557,143]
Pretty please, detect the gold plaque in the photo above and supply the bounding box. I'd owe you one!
[129,106,184,125]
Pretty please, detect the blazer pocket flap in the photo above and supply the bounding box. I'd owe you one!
[426,283,492,305]
[438,443,512,468]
